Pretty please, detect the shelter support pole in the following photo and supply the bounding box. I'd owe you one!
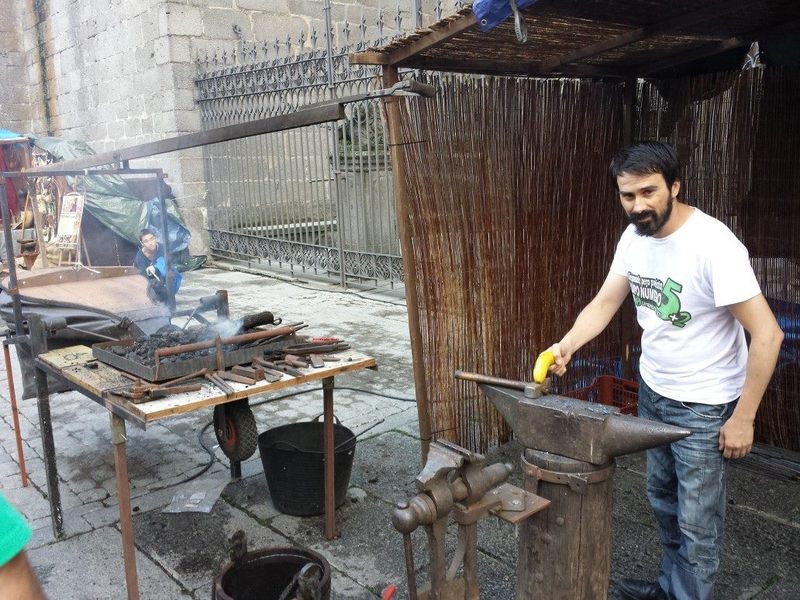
[380,65,432,463]
[620,78,636,380]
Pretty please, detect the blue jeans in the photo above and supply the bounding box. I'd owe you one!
[638,378,736,600]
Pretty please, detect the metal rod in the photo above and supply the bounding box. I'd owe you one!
[324,0,347,287]
[3,341,28,486]
[453,370,528,390]
[155,173,175,312]
[153,323,305,361]
[381,65,432,463]
[323,376,337,539]
[403,532,419,600]
[111,414,140,600]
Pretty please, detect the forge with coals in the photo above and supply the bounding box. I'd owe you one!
[89,306,351,403]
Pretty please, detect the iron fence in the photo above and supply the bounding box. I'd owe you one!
[195,1,465,286]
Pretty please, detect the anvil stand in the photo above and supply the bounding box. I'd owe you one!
[454,371,690,599]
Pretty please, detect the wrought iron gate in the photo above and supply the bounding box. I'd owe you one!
[194,2,463,285]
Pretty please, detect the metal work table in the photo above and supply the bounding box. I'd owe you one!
[35,344,377,600]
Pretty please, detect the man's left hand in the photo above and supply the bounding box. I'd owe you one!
[718,414,754,459]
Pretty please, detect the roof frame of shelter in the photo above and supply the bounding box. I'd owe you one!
[351,0,800,79]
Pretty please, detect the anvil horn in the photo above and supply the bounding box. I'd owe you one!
[477,383,690,465]
[602,412,690,458]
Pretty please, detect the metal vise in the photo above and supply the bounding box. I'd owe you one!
[392,440,549,600]
[455,371,690,599]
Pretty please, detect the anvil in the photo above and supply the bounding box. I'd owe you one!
[478,383,690,465]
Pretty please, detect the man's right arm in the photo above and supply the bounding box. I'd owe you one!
[549,272,630,376]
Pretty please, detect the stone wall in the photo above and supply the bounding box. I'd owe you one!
[0,3,38,134]
[1,0,447,254]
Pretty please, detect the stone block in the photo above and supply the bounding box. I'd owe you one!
[169,35,193,63]
[201,7,251,41]
[250,14,304,45]
[106,119,125,140]
[134,43,156,72]
[153,36,171,65]
[159,3,203,37]
[237,0,290,12]
[124,117,143,137]
[178,153,206,183]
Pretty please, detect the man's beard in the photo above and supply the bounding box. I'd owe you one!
[629,196,674,236]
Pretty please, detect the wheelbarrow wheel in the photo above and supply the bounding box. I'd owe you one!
[214,400,258,461]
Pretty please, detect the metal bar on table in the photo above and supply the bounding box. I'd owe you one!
[322,376,337,539]
[111,414,140,600]
[3,340,28,486]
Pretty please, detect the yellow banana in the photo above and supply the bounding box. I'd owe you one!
[532,350,555,384]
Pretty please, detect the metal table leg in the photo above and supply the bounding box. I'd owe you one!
[111,414,140,600]
[4,340,28,487]
[29,315,63,538]
[322,376,337,539]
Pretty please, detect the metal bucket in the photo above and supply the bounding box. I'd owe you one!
[258,416,356,516]
[213,546,331,600]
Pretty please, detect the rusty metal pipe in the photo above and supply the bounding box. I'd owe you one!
[3,342,28,487]
[401,531,419,600]
[153,324,306,362]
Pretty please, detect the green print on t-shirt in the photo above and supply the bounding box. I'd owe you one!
[628,273,693,328]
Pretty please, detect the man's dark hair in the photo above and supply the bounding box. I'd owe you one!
[610,141,680,189]
[139,228,155,241]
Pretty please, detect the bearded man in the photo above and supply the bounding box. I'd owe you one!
[546,141,783,599]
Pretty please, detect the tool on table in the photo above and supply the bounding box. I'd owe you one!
[250,358,286,382]
[205,371,235,395]
[113,368,210,403]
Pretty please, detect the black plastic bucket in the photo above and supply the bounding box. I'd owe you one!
[213,546,331,600]
[258,417,356,516]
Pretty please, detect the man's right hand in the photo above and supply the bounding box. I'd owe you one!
[548,343,572,377]
[145,265,158,279]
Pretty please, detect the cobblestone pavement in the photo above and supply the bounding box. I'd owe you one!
[1,266,798,599]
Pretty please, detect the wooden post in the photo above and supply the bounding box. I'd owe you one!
[380,65,433,463]
[111,414,140,600]
[516,450,615,599]
[322,376,337,539]
[620,78,637,380]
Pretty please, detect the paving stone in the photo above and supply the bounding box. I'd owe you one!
[348,430,423,505]
[28,526,189,599]
[132,497,292,591]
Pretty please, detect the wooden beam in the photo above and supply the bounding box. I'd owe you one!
[638,18,800,76]
[538,0,758,73]
[26,103,345,174]
[404,55,631,79]
[349,50,389,65]
[351,12,478,67]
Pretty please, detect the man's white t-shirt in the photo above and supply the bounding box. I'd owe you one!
[610,208,761,404]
